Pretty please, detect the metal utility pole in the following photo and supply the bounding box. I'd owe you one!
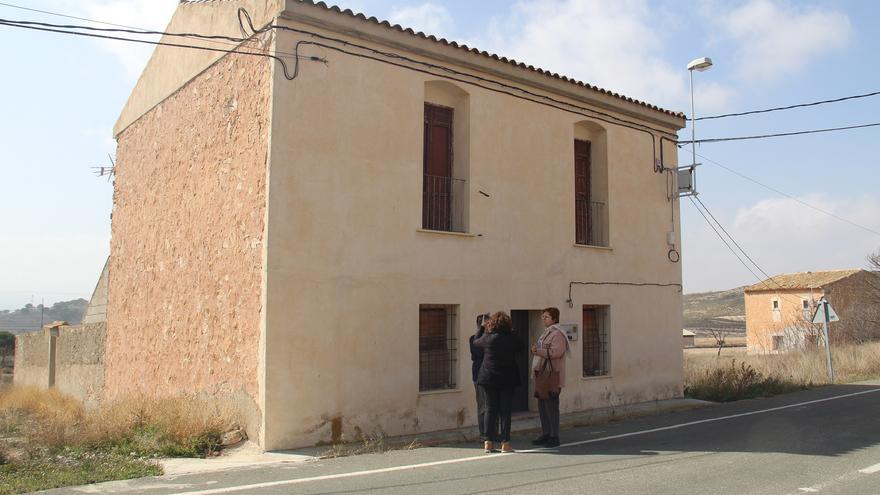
[821,299,835,382]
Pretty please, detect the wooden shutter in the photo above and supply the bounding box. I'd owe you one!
[419,307,450,390]
[582,306,601,376]
[574,140,592,244]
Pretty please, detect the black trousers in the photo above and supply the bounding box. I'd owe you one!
[479,384,514,442]
[474,384,487,438]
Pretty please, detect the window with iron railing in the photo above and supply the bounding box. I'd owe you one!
[575,200,607,247]
[419,305,458,391]
[574,139,608,247]
[422,174,466,232]
[582,305,609,377]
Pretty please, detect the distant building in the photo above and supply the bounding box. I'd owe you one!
[682,329,695,348]
[744,269,877,354]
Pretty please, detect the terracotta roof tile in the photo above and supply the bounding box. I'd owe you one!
[295,0,685,119]
[743,269,862,292]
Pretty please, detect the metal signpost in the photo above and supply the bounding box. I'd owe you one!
[812,298,839,382]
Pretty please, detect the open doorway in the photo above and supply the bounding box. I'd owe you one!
[510,310,545,412]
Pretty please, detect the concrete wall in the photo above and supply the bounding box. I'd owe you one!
[13,328,50,388]
[107,35,273,437]
[13,323,106,405]
[261,14,685,449]
[82,258,109,324]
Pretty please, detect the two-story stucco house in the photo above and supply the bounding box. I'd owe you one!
[744,269,878,354]
[106,0,687,450]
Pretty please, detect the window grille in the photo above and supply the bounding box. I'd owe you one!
[419,305,458,391]
[582,306,609,377]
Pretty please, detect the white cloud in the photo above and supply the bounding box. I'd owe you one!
[480,0,732,114]
[719,0,852,83]
[79,0,179,80]
[683,194,880,292]
[388,3,455,39]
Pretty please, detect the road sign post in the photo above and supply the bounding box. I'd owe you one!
[812,298,839,382]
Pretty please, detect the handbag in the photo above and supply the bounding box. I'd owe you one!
[533,352,560,400]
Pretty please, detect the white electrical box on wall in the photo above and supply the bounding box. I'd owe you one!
[559,323,578,341]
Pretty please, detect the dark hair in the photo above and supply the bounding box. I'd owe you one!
[485,311,512,333]
[476,313,490,330]
[543,307,560,324]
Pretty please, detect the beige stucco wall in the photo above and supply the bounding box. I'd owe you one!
[745,290,822,353]
[260,16,684,449]
[106,37,273,437]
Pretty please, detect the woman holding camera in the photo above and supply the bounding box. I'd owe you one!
[472,311,520,453]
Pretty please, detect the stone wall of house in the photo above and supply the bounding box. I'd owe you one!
[13,323,106,405]
[745,290,821,354]
[824,272,880,344]
[106,37,272,435]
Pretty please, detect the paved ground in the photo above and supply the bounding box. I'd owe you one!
[46,381,880,494]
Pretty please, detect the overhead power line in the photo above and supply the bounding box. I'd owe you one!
[694,151,880,239]
[693,90,880,121]
[692,122,880,144]
[688,197,804,303]
[0,18,326,80]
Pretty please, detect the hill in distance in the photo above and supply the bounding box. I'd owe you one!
[683,287,746,331]
[0,299,88,335]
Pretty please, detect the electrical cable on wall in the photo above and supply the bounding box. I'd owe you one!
[235,8,680,172]
[566,281,682,308]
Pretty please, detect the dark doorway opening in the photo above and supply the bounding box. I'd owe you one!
[510,310,531,412]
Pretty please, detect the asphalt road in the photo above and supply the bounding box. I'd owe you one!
[49,381,880,495]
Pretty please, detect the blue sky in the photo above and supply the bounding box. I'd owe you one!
[1,0,878,309]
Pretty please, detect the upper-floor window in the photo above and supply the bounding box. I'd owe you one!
[423,82,469,233]
[574,121,608,247]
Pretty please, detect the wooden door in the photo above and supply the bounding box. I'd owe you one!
[574,140,592,244]
[423,104,454,230]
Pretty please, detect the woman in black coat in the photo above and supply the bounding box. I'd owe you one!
[472,311,521,453]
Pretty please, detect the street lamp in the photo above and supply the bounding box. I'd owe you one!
[687,57,712,166]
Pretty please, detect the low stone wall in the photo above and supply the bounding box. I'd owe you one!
[13,329,50,388]
[13,322,106,405]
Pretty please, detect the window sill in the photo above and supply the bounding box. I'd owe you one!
[417,229,476,238]
[418,388,463,396]
[573,244,613,251]
[581,374,612,381]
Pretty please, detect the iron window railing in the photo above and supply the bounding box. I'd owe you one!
[419,305,458,391]
[583,306,609,377]
[575,200,607,247]
[422,174,466,233]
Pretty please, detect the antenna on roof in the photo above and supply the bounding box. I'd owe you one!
[92,154,116,182]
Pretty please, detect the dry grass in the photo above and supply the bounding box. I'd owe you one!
[685,342,880,401]
[0,387,238,456]
[0,387,241,494]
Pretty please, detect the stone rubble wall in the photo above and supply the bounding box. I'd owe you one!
[105,35,272,435]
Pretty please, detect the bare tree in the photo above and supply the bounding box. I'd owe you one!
[707,327,727,356]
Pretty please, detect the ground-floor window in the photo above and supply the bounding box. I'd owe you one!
[582,305,609,377]
[419,305,458,391]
